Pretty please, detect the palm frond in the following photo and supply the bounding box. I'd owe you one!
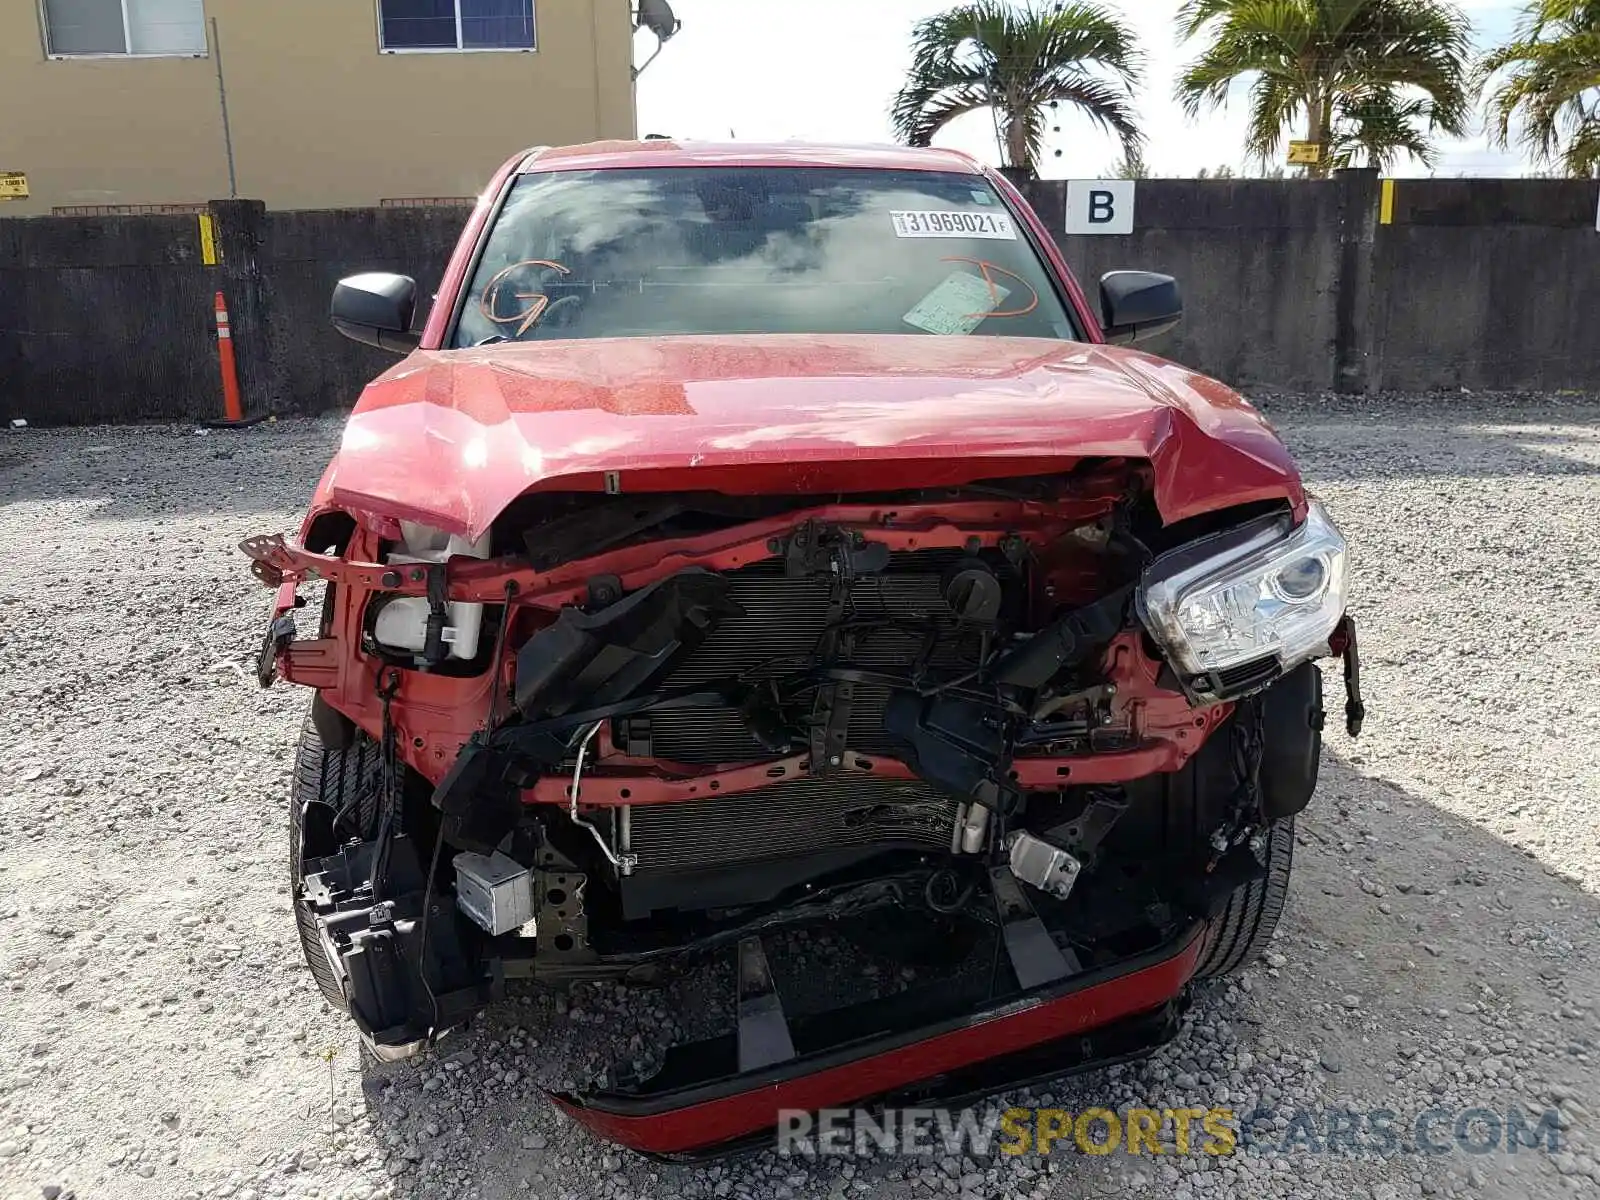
[1176,0,1317,121]
[1243,70,1305,161]
[1479,1,1600,174]
[1329,88,1440,170]
[1560,106,1600,174]
[892,62,993,147]
[1041,76,1145,155]
[1177,0,1255,41]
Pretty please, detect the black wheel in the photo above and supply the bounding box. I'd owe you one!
[1193,817,1294,979]
[289,704,382,1012]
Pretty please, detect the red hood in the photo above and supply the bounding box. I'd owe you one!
[320,334,1301,541]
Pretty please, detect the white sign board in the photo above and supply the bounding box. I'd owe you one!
[1065,180,1135,235]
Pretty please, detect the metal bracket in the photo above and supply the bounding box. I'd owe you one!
[989,866,1079,990]
[1045,789,1129,860]
[255,611,297,688]
[1007,831,1082,901]
[813,679,854,772]
[533,862,590,960]
[1337,617,1365,737]
[808,546,857,774]
[783,521,889,581]
[736,937,796,1072]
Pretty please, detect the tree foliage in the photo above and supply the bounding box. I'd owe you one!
[891,1,1143,177]
[1176,0,1475,176]
[1481,1,1600,177]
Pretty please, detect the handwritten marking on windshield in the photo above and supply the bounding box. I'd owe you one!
[479,259,572,337]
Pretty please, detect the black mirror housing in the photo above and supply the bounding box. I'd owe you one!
[1099,271,1182,345]
[332,273,421,353]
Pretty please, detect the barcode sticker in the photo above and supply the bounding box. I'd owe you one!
[891,210,1017,240]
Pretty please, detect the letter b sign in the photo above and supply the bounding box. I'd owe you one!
[1065,180,1135,235]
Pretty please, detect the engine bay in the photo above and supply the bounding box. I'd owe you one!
[424,470,1195,910]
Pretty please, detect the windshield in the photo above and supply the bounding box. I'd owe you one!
[451,166,1080,346]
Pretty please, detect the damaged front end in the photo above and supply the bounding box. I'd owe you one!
[245,460,1360,1154]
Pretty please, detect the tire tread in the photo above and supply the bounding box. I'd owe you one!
[1194,817,1294,979]
[288,710,381,1012]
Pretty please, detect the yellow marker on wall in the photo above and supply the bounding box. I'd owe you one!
[198,212,219,265]
[1379,179,1395,225]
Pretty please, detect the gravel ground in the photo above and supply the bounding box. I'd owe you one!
[2,393,1598,1200]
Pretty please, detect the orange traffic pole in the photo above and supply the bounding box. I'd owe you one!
[214,291,244,423]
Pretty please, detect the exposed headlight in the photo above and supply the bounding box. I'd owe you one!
[1136,501,1348,687]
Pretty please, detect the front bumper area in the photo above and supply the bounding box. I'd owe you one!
[552,924,1204,1157]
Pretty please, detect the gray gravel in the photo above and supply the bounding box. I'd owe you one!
[2,393,1599,1200]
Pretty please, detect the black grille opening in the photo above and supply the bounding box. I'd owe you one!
[1196,656,1281,699]
[625,775,960,875]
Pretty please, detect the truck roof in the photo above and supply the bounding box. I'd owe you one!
[519,139,987,175]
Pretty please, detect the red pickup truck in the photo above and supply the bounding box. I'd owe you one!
[243,139,1361,1157]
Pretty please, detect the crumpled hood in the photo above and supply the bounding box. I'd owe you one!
[321,334,1302,540]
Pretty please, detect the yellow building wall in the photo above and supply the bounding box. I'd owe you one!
[0,0,637,216]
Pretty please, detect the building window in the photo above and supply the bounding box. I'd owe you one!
[43,0,207,57]
[378,0,536,52]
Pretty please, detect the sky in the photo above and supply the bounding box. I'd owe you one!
[634,0,1532,178]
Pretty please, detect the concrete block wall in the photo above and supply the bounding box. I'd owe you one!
[2,175,1598,425]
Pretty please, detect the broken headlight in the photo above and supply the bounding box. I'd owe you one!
[1136,501,1347,686]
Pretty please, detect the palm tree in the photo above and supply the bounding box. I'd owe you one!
[1481,1,1600,177]
[1176,0,1475,178]
[891,1,1143,179]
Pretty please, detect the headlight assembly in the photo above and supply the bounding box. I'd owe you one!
[1136,501,1348,695]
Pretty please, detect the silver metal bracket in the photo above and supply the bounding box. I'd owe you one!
[1007,830,1083,901]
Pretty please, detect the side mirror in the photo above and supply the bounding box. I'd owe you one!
[1099,271,1182,345]
[331,273,420,353]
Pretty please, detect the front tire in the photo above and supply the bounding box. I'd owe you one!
[1193,817,1294,979]
[288,707,382,1012]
